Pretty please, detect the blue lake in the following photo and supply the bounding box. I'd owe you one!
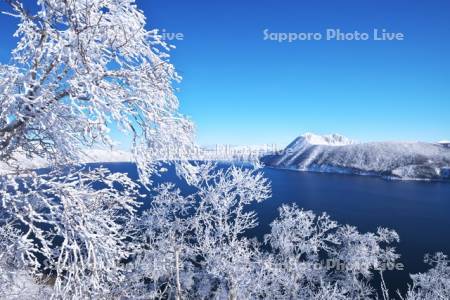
[84,163,450,293]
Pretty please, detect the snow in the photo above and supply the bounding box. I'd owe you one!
[0,149,133,175]
[0,270,52,299]
[2,0,448,298]
[299,132,356,146]
[81,149,133,163]
[262,133,450,181]
[438,140,450,148]
[200,144,282,162]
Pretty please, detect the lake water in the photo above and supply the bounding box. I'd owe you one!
[90,163,450,293]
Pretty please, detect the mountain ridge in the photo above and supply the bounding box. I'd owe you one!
[261,133,450,181]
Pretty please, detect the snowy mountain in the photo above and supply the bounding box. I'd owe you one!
[261,133,450,181]
[298,133,356,146]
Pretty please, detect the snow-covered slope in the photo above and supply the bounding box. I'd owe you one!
[200,144,282,162]
[261,133,450,181]
[0,149,133,175]
[299,133,355,146]
[81,149,132,163]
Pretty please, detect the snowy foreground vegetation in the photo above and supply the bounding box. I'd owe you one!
[0,1,449,299]
[262,133,450,181]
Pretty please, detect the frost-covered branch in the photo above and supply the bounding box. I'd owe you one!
[0,0,193,178]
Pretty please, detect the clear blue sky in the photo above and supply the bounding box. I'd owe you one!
[1,0,449,146]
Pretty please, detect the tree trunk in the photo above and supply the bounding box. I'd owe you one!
[175,249,182,300]
[228,281,237,300]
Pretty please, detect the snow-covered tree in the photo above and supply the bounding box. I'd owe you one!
[125,182,196,299]
[0,167,143,298]
[0,0,193,177]
[122,163,272,299]
[125,164,404,300]
[403,253,450,300]
[0,0,192,298]
[262,204,400,299]
[190,165,271,299]
[0,221,52,299]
